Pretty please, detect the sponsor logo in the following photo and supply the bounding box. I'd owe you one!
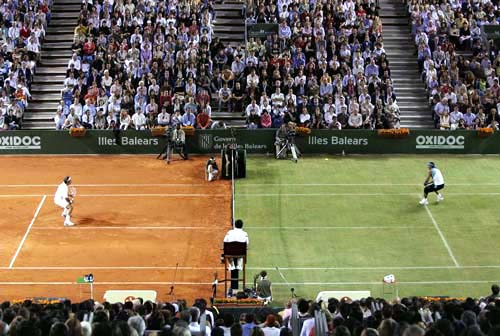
[199,134,213,149]
[308,136,369,146]
[97,137,158,146]
[0,136,41,150]
[198,135,237,150]
[416,135,465,149]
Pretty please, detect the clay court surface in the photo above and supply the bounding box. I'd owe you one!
[0,156,231,302]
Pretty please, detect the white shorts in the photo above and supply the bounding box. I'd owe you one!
[55,199,69,209]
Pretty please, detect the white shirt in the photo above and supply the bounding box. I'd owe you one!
[132,112,146,129]
[262,327,281,336]
[54,182,69,204]
[189,322,212,336]
[224,228,249,245]
[431,168,444,186]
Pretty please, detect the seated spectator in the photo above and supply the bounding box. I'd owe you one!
[197,109,211,129]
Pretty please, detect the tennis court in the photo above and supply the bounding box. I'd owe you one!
[236,155,500,302]
[0,156,231,302]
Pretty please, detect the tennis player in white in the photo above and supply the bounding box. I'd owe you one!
[54,176,75,226]
[419,162,445,205]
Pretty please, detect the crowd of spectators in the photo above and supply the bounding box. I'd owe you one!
[53,0,401,131]
[1,285,500,336]
[0,0,51,130]
[237,0,400,129]
[54,0,227,131]
[411,0,500,130]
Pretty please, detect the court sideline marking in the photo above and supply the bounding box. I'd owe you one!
[31,225,413,230]
[32,226,228,230]
[1,265,500,271]
[0,280,498,286]
[424,204,459,267]
[0,183,499,187]
[2,193,500,198]
[8,195,46,269]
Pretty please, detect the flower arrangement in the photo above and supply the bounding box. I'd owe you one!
[213,298,263,306]
[151,126,167,137]
[69,127,86,137]
[296,126,311,136]
[182,126,195,136]
[12,297,66,305]
[377,128,410,138]
[477,127,494,137]
[419,297,466,302]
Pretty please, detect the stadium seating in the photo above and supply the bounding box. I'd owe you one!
[242,0,399,130]
[0,0,52,130]
[45,0,403,131]
[410,0,500,130]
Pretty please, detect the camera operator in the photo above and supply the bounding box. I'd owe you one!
[172,124,188,160]
[157,126,173,160]
[275,124,288,158]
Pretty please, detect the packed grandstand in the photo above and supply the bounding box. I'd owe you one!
[0,0,486,129]
[1,0,498,131]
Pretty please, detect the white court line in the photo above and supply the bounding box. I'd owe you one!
[0,194,230,198]
[240,183,500,186]
[2,193,500,198]
[1,265,499,271]
[238,192,500,197]
[1,266,223,270]
[424,204,460,267]
[0,183,209,187]
[0,280,498,286]
[245,226,411,230]
[248,266,500,270]
[31,226,411,230]
[32,226,227,230]
[8,195,46,269]
[0,183,499,187]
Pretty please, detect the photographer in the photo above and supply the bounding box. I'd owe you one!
[172,124,188,160]
[206,156,219,182]
[255,270,272,302]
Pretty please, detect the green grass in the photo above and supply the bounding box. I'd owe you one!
[234,155,500,303]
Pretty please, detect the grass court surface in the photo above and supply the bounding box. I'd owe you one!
[236,155,500,302]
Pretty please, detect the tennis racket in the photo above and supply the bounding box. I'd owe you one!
[69,186,77,201]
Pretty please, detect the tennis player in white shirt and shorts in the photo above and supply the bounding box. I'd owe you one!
[54,176,76,226]
[419,162,445,205]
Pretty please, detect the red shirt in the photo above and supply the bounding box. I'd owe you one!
[260,113,272,128]
[83,41,96,55]
[197,112,210,129]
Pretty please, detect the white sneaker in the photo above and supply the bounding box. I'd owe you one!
[437,194,444,202]
[64,220,75,227]
[419,198,429,205]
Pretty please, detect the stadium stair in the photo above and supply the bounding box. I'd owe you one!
[379,0,434,129]
[23,0,80,129]
[211,0,247,127]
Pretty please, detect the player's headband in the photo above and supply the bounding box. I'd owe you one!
[427,162,435,168]
[64,176,72,184]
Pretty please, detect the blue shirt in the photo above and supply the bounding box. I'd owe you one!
[181,112,196,126]
[242,323,256,336]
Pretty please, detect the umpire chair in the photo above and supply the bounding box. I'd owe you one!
[222,242,247,297]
